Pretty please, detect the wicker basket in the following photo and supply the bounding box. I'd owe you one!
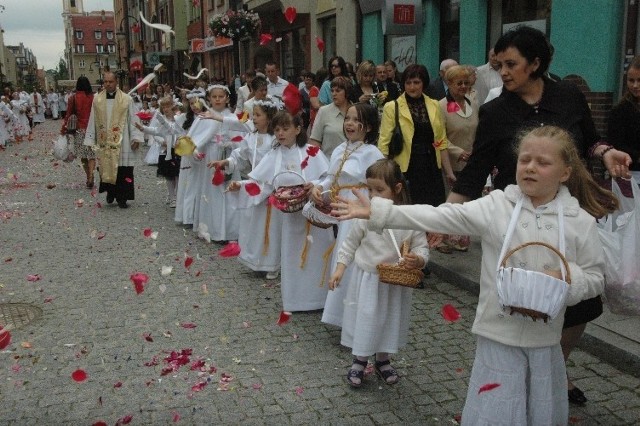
[272,171,309,213]
[377,241,424,288]
[302,201,338,228]
[497,241,571,322]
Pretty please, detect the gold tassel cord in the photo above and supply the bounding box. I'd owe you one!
[299,221,312,269]
[319,240,336,287]
[262,204,272,256]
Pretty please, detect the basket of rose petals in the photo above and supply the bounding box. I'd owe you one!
[272,171,308,213]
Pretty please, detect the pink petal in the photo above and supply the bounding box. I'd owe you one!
[0,328,12,350]
[181,322,197,329]
[130,272,150,295]
[252,383,263,390]
[116,415,133,425]
[306,145,320,156]
[44,297,54,303]
[284,6,297,24]
[315,36,325,53]
[295,386,304,396]
[300,158,309,170]
[191,381,207,392]
[71,369,88,382]
[212,168,225,186]
[26,274,41,282]
[125,177,133,183]
[93,422,108,426]
[231,135,243,142]
[441,304,461,322]
[143,228,153,237]
[244,182,261,196]
[143,333,153,342]
[218,241,241,257]
[184,256,194,268]
[277,311,291,326]
[447,101,461,113]
[172,411,181,423]
[113,381,123,388]
[478,383,501,394]
[259,33,273,46]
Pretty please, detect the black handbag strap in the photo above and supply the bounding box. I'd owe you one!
[394,99,399,128]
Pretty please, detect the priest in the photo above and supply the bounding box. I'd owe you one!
[84,72,144,208]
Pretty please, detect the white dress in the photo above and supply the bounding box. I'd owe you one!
[222,118,282,273]
[191,109,241,242]
[319,142,384,326]
[0,102,16,145]
[10,100,29,137]
[30,93,45,124]
[336,220,428,356]
[249,144,333,311]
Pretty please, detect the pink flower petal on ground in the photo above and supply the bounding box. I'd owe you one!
[143,333,153,342]
[441,304,461,322]
[277,311,291,326]
[124,177,133,183]
[26,274,41,282]
[116,415,133,425]
[71,369,88,382]
[252,383,263,390]
[244,182,261,196]
[184,256,194,268]
[143,227,153,237]
[130,272,150,295]
[44,297,54,303]
[218,241,241,257]
[113,381,123,388]
[96,231,106,240]
[478,383,501,394]
[190,359,206,371]
[295,386,304,396]
[92,422,108,426]
[0,328,12,350]
[180,322,197,329]
[191,381,207,392]
[172,411,181,423]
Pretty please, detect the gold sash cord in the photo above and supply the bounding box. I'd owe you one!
[330,183,367,200]
[262,204,272,256]
[299,221,312,269]
[319,240,336,287]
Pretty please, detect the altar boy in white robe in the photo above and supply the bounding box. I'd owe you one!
[84,72,144,208]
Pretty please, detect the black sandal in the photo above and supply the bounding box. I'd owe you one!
[346,358,368,388]
[375,359,399,385]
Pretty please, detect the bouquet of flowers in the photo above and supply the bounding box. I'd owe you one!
[209,9,261,41]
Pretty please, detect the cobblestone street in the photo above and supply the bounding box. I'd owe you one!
[0,119,639,425]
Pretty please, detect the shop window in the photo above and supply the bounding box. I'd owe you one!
[488,0,552,47]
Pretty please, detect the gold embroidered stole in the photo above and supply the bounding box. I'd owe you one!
[94,91,130,184]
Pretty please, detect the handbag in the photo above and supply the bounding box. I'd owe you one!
[597,177,640,316]
[53,134,74,162]
[387,100,404,159]
[66,95,77,135]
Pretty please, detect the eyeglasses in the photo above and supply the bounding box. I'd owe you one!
[330,64,340,68]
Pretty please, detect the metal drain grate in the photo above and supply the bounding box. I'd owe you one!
[0,303,42,329]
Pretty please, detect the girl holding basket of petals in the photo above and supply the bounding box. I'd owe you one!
[332,126,618,424]
[329,159,428,388]
[309,102,384,327]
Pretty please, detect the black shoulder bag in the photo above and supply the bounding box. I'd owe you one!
[387,99,403,159]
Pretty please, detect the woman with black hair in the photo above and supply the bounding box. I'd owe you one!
[318,56,349,106]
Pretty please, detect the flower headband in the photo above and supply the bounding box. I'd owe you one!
[185,88,206,100]
[206,84,231,95]
[253,96,284,111]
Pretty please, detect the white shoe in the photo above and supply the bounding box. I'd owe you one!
[169,199,176,208]
[266,270,280,280]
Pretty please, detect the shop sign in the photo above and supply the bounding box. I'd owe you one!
[189,36,233,53]
[382,0,423,35]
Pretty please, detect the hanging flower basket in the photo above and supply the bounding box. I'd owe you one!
[209,9,261,41]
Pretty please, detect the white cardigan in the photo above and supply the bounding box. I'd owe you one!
[367,185,605,348]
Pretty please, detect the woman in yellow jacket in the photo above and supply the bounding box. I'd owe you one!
[378,64,455,206]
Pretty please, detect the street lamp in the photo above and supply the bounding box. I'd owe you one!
[116,13,145,90]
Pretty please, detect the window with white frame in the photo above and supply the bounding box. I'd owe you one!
[107,44,116,53]
[95,30,102,39]
[106,31,113,40]
[79,59,86,69]
[96,45,104,53]
[76,44,85,53]
[75,30,83,39]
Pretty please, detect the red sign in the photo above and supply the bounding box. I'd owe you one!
[393,4,415,25]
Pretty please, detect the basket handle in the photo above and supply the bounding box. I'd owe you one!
[500,241,571,284]
[272,170,306,188]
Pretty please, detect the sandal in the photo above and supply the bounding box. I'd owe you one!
[375,359,399,385]
[346,358,368,388]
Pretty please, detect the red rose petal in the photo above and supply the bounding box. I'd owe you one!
[116,415,133,425]
[124,177,133,183]
[143,228,153,237]
[0,328,12,350]
[284,6,297,24]
[184,256,194,268]
[172,411,181,423]
[218,241,241,257]
[26,274,41,282]
[130,272,150,295]
[143,333,153,342]
[478,383,501,394]
[231,135,243,142]
[306,145,320,157]
[71,369,88,382]
[93,422,108,426]
[300,158,309,170]
[315,36,325,53]
[441,304,461,322]
[191,381,207,392]
[276,311,291,326]
[212,168,225,186]
[181,322,197,329]
[114,381,123,388]
[259,33,273,46]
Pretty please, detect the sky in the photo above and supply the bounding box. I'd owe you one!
[1,0,113,70]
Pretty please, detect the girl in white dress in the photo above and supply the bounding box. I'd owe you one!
[206,97,283,279]
[248,111,334,312]
[332,126,617,423]
[329,159,428,387]
[311,103,385,327]
[191,85,240,242]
